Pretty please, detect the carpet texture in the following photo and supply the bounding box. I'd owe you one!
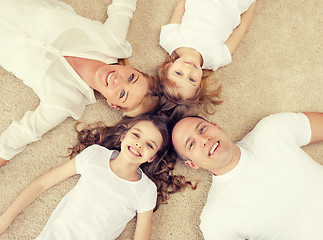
[0,0,322,239]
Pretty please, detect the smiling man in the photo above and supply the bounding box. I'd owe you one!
[171,112,323,239]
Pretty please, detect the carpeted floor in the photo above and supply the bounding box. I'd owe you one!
[0,0,322,239]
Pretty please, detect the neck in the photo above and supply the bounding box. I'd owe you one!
[175,47,203,66]
[109,152,141,181]
[212,144,241,176]
[64,56,106,90]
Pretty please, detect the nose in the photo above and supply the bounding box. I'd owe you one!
[113,78,119,87]
[135,142,142,148]
[200,135,210,148]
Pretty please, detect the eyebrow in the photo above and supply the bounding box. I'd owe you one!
[184,121,203,149]
[123,74,139,104]
[133,128,158,148]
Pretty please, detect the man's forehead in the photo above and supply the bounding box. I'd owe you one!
[173,117,206,138]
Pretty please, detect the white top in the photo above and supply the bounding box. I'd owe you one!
[200,112,323,239]
[36,144,157,240]
[0,0,136,160]
[159,0,255,71]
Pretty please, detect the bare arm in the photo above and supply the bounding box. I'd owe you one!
[169,0,186,24]
[0,158,77,234]
[224,1,256,55]
[133,210,153,240]
[303,112,323,144]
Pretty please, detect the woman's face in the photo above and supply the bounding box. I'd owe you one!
[120,121,163,165]
[95,65,149,111]
[166,57,203,100]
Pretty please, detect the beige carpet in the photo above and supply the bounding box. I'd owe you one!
[0,0,322,239]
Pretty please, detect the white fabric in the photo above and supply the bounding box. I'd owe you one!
[0,0,136,160]
[159,0,255,71]
[200,113,323,240]
[36,145,157,240]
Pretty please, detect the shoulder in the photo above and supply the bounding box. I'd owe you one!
[255,112,310,136]
[75,145,112,173]
[140,171,157,192]
[239,112,311,147]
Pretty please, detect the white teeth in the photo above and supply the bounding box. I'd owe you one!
[209,142,219,155]
[129,146,140,157]
[106,72,113,86]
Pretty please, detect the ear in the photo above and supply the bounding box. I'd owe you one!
[107,100,121,111]
[184,160,199,170]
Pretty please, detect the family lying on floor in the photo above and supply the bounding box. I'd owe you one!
[0,0,322,239]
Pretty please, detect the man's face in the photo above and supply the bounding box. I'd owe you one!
[95,65,149,111]
[172,117,236,174]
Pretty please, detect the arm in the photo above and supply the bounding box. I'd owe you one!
[133,210,153,240]
[104,0,137,43]
[169,0,186,24]
[224,2,256,55]
[0,158,77,234]
[303,112,323,144]
[0,103,68,163]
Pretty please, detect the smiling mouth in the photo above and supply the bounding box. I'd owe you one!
[128,146,142,157]
[209,141,220,156]
[106,71,115,86]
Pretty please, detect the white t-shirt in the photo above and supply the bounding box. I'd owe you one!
[36,144,157,240]
[0,0,136,160]
[159,0,255,71]
[200,112,323,240]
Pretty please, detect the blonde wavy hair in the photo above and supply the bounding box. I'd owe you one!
[158,54,222,115]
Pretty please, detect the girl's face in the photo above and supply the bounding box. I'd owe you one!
[167,57,203,99]
[95,65,149,111]
[120,121,163,165]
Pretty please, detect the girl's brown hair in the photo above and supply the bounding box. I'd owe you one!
[68,114,196,211]
[158,54,222,115]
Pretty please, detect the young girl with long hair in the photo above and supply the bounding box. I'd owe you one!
[0,0,160,167]
[0,115,195,239]
[158,0,256,113]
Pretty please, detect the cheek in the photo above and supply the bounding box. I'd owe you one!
[103,89,116,104]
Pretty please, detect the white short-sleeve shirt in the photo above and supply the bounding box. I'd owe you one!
[160,0,255,71]
[200,113,323,239]
[36,145,157,240]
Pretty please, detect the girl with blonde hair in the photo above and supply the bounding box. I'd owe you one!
[158,0,256,113]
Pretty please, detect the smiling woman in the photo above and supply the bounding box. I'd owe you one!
[0,0,159,167]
